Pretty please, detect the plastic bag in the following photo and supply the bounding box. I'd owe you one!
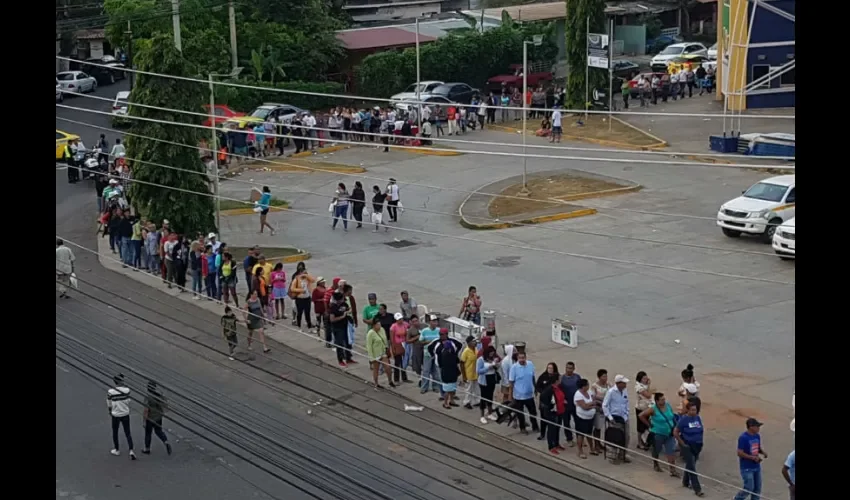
[69,273,79,289]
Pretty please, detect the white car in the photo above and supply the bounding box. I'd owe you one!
[650,42,708,71]
[717,175,796,243]
[56,71,97,94]
[772,217,795,259]
[390,81,444,104]
[56,79,63,103]
[113,91,130,116]
[707,42,717,60]
[394,94,453,113]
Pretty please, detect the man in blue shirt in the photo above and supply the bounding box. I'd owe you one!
[418,316,442,394]
[508,352,538,435]
[781,450,795,500]
[674,401,705,496]
[734,418,768,500]
[602,374,631,464]
[559,361,581,445]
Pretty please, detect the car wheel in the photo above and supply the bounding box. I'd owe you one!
[721,228,741,238]
[762,218,782,243]
[92,80,98,92]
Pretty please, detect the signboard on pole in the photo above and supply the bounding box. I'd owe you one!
[587,33,609,69]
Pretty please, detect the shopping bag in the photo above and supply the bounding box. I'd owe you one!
[253,205,263,213]
[328,202,335,212]
[398,202,404,213]
[371,212,383,224]
[69,273,79,289]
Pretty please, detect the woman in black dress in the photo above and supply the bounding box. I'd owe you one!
[350,181,366,229]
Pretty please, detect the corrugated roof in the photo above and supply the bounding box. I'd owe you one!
[471,1,677,21]
[336,27,437,50]
[75,28,106,40]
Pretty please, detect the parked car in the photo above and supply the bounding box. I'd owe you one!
[56,129,80,160]
[56,79,63,103]
[771,217,795,259]
[707,42,717,60]
[666,55,717,74]
[80,57,127,85]
[627,72,666,98]
[203,104,246,128]
[112,91,131,127]
[716,175,796,242]
[650,42,708,72]
[428,82,479,104]
[56,71,97,94]
[394,94,453,113]
[224,103,304,129]
[612,60,640,79]
[645,34,684,54]
[485,64,553,92]
[390,81,444,104]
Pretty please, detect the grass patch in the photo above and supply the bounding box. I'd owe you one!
[219,197,288,211]
[489,174,627,218]
[225,246,301,261]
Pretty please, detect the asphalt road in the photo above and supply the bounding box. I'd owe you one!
[56,86,641,500]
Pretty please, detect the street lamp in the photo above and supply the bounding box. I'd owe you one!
[208,66,243,231]
[520,34,543,195]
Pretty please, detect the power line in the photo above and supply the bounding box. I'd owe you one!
[63,91,797,162]
[57,103,798,171]
[55,115,795,227]
[55,267,776,500]
[57,169,796,284]
[55,55,797,121]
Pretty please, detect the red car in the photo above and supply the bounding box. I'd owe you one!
[202,104,245,128]
[486,63,553,92]
[628,72,667,98]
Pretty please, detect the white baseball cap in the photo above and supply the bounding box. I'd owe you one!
[614,374,629,384]
[208,232,217,239]
[393,312,404,321]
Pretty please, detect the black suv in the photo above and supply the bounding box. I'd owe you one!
[78,57,126,85]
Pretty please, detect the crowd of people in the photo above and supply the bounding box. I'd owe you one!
[622,65,717,109]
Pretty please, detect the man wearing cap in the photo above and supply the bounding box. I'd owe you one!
[208,233,221,253]
[419,316,443,395]
[734,418,768,500]
[602,374,632,464]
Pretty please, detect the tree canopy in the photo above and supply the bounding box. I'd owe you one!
[126,34,215,234]
[565,0,607,109]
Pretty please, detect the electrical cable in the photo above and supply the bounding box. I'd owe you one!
[56,115,796,228]
[64,91,797,162]
[56,55,796,121]
[54,248,783,499]
[55,1,241,34]
[59,169,797,284]
[57,102,798,171]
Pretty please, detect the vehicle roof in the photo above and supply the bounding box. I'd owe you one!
[56,129,79,138]
[116,91,131,98]
[260,103,300,109]
[57,71,81,76]
[667,42,700,48]
[759,175,795,186]
[415,80,443,85]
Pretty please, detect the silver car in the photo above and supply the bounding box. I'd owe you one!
[56,71,98,94]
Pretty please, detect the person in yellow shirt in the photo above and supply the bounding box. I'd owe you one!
[460,335,480,409]
[251,255,274,315]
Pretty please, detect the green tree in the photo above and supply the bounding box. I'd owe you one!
[564,0,607,110]
[126,34,215,234]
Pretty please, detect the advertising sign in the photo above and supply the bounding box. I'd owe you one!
[587,33,609,69]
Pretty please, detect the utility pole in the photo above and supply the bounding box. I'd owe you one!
[228,1,238,72]
[171,0,182,52]
[125,20,134,89]
[208,74,221,231]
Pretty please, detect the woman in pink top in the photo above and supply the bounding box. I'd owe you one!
[389,312,410,384]
[270,263,288,320]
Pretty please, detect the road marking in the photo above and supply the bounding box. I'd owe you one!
[56,166,68,171]
[56,361,70,373]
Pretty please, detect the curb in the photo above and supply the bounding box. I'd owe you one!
[220,205,289,216]
[553,184,643,202]
[398,146,463,157]
[610,116,668,149]
[274,251,311,263]
[487,123,667,151]
[264,164,367,174]
[290,145,348,158]
[459,207,597,230]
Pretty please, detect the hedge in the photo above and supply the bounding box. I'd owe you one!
[356,24,558,99]
[214,80,346,114]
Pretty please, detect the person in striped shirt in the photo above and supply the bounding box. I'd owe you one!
[107,374,136,460]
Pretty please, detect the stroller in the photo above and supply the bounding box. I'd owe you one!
[604,418,628,463]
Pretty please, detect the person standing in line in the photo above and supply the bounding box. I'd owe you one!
[418,315,443,394]
[350,181,366,228]
[670,70,680,101]
[560,361,582,447]
[311,277,326,336]
[163,232,178,288]
[434,329,463,409]
[476,346,501,424]
[651,74,661,105]
[781,449,795,500]
[685,67,696,98]
[602,374,632,464]
[331,182,350,231]
[385,178,400,223]
[258,186,276,236]
[221,306,239,360]
[107,374,136,460]
[389,313,410,384]
[477,100,487,129]
[500,90,510,123]
[674,401,705,497]
[56,238,76,299]
[117,210,134,268]
[322,277,342,348]
[498,344,517,425]
[366,316,394,389]
[270,262,287,320]
[244,289,271,353]
[242,246,258,296]
[329,290,351,367]
[399,290,417,321]
[508,352,539,435]
[130,216,143,270]
[203,244,217,298]
[639,392,680,477]
[371,185,388,232]
[573,378,597,459]
[405,314,423,379]
[460,335,480,409]
[550,106,563,143]
[289,266,314,331]
[696,65,708,96]
[734,418,768,500]
[539,369,567,454]
[219,252,239,307]
[535,363,560,442]
[590,369,613,452]
[341,283,358,365]
[621,78,631,109]
[635,371,654,450]
[142,380,172,456]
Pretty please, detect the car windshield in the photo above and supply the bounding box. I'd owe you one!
[709,43,717,50]
[57,73,76,81]
[431,85,451,95]
[403,83,426,93]
[743,182,788,202]
[659,46,684,56]
[250,108,272,119]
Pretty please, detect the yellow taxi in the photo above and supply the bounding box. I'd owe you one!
[666,54,715,74]
[56,129,80,160]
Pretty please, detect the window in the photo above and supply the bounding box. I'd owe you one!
[213,107,226,116]
[751,64,771,89]
[743,182,787,203]
[779,67,795,86]
[785,188,795,203]
[57,73,75,81]
[79,73,88,79]
[56,132,64,140]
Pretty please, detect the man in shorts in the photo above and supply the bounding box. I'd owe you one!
[550,106,563,143]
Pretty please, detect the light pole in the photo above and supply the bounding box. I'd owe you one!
[415,17,422,127]
[520,35,543,196]
[208,67,242,231]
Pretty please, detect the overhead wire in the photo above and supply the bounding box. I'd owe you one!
[56,55,796,121]
[58,169,796,284]
[55,1,240,34]
[54,263,773,500]
[57,102,797,171]
[63,91,797,162]
[56,115,795,228]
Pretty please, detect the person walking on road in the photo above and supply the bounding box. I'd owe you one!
[258,186,276,236]
[734,418,768,500]
[221,306,239,360]
[244,290,271,353]
[142,380,172,456]
[350,181,366,229]
[331,182,350,231]
[107,374,136,460]
[56,238,76,298]
[674,400,705,496]
[385,178,401,223]
[371,185,388,232]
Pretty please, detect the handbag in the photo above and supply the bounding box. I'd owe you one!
[391,343,405,356]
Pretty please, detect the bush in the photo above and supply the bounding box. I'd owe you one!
[356,24,558,98]
[214,80,346,114]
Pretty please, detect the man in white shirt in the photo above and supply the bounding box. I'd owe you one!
[302,112,317,150]
[385,178,401,223]
[107,374,136,459]
[421,105,432,123]
[110,138,126,162]
[670,71,680,101]
[207,232,222,253]
[56,238,76,298]
[550,107,562,143]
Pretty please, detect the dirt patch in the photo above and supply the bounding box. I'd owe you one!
[512,114,661,148]
[488,174,628,219]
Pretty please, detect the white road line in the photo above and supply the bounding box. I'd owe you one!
[55,361,70,373]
